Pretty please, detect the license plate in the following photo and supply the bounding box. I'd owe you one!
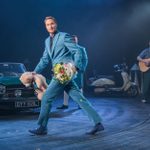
[15,101,40,108]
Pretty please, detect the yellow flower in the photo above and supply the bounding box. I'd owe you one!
[53,63,75,84]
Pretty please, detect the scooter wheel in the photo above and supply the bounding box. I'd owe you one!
[126,85,138,97]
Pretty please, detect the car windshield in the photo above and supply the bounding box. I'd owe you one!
[0,63,26,77]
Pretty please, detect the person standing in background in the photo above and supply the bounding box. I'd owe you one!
[57,35,88,109]
[137,40,150,103]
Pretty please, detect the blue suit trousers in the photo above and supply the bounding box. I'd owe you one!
[38,78,101,127]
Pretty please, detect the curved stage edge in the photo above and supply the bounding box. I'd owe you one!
[0,96,150,150]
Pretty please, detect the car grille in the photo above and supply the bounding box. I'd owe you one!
[0,84,36,99]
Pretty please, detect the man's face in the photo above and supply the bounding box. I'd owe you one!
[45,19,57,34]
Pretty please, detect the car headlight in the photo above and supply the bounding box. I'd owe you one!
[0,84,6,94]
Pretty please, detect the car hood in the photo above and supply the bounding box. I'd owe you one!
[0,77,22,86]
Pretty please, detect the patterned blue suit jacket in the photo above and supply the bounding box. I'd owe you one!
[34,31,84,73]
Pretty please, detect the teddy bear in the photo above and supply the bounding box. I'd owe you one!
[20,72,48,100]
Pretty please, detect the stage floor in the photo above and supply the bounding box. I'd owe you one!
[0,96,150,150]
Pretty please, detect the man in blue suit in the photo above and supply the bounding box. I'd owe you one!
[29,16,104,135]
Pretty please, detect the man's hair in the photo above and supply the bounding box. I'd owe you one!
[44,16,57,24]
[72,35,77,38]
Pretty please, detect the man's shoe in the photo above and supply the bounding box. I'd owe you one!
[86,123,104,135]
[57,104,68,109]
[29,126,47,135]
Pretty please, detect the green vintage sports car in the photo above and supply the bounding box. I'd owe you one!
[0,62,40,110]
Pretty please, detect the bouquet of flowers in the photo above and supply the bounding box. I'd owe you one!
[53,62,76,84]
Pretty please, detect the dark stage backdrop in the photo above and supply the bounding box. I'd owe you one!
[0,0,150,79]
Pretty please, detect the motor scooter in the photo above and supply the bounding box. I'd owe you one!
[89,63,138,97]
